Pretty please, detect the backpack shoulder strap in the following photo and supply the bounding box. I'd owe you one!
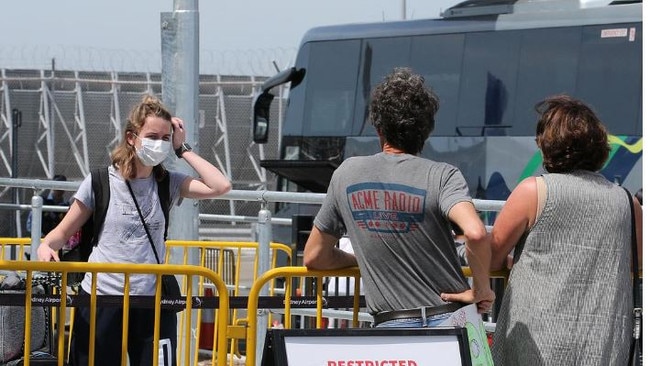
[90,167,111,245]
[158,171,171,240]
[75,167,110,263]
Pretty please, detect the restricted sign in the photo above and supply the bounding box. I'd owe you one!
[262,328,471,366]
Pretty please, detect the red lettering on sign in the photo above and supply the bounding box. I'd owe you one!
[326,360,416,366]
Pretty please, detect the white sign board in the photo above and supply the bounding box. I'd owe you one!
[263,328,471,366]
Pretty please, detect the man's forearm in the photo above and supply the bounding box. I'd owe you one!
[465,237,492,291]
[306,247,357,270]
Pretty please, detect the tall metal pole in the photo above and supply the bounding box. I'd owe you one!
[255,205,272,366]
[48,59,56,178]
[30,195,43,261]
[162,1,200,244]
[161,0,200,362]
[11,108,21,257]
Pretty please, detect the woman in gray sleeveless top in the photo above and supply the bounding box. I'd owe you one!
[490,95,642,365]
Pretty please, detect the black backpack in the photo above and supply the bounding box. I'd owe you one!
[63,167,171,283]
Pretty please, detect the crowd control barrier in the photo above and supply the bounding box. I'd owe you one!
[244,266,512,366]
[165,240,292,365]
[0,248,512,366]
[0,237,30,260]
[245,266,364,366]
[0,259,230,366]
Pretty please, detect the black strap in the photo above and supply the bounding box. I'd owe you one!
[158,171,170,241]
[126,181,162,265]
[625,188,640,308]
[91,167,110,245]
[75,168,111,262]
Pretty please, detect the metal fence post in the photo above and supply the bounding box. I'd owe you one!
[30,194,43,261]
[255,203,272,366]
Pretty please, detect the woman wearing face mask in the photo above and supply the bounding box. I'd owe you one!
[36,95,231,366]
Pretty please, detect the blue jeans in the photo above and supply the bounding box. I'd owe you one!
[374,312,453,328]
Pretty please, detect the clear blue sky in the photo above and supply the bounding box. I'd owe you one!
[0,0,459,74]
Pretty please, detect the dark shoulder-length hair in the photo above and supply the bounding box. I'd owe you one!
[111,94,171,181]
[535,94,610,173]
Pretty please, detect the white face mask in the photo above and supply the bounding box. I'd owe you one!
[135,136,171,166]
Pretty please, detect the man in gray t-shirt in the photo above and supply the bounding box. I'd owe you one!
[304,68,494,327]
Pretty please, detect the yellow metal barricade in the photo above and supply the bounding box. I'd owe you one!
[244,266,363,366]
[244,266,511,366]
[0,237,31,260]
[165,240,292,366]
[0,238,514,366]
[0,260,230,366]
[462,267,510,283]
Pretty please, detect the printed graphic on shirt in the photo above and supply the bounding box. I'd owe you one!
[346,182,426,233]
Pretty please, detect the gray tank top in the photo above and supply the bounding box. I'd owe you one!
[493,171,634,366]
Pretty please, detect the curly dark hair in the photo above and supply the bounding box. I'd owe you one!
[369,67,439,154]
[535,94,610,173]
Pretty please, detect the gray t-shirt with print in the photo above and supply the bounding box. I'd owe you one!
[74,165,187,295]
[314,152,472,315]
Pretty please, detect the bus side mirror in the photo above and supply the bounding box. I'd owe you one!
[252,91,275,144]
[251,67,305,144]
